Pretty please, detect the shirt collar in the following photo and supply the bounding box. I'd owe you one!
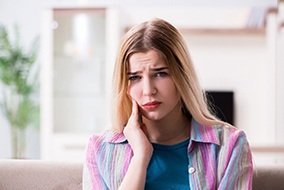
[104,118,221,146]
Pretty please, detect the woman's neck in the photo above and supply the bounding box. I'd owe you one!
[144,110,191,145]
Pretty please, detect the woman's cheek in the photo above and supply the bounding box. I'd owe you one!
[128,85,139,101]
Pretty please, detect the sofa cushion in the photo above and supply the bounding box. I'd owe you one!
[1,159,284,190]
[0,160,82,190]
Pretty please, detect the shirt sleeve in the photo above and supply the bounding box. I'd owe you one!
[82,162,92,190]
[83,135,109,190]
[218,131,253,190]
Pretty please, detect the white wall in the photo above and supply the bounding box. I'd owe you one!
[0,0,278,159]
[185,33,275,146]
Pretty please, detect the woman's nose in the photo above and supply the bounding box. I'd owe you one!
[143,78,157,96]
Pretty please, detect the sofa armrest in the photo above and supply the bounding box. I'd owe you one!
[253,166,284,190]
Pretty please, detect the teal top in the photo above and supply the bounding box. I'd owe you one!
[145,139,190,190]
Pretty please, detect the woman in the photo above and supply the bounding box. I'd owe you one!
[83,18,253,190]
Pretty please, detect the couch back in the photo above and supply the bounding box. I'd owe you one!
[1,159,284,190]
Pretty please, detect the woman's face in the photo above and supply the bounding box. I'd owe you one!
[127,50,181,121]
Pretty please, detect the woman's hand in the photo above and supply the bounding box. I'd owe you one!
[123,99,153,163]
[118,99,153,190]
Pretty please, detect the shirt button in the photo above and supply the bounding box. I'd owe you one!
[188,167,196,174]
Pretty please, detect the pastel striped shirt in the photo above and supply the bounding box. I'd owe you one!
[83,119,253,190]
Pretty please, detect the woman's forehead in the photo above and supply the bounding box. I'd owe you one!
[128,50,167,69]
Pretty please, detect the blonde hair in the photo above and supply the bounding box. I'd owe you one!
[111,18,224,132]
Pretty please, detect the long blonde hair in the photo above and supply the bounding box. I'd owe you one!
[111,18,224,132]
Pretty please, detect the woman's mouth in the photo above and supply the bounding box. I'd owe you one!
[142,101,161,111]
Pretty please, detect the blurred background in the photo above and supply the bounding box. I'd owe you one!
[0,0,283,167]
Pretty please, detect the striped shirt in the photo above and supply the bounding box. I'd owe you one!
[83,119,253,190]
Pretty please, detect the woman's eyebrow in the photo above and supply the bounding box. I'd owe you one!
[127,71,141,75]
[151,67,169,71]
[127,67,169,75]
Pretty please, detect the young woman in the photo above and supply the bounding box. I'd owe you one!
[83,18,253,190]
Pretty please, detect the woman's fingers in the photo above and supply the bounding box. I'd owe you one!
[124,99,153,159]
[124,99,139,133]
[132,98,138,114]
[130,99,142,125]
[131,99,140,120]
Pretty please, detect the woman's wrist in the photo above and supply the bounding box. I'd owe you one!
[131,151,153,166]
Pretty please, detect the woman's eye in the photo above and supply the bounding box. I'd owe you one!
[128,76,141,81]
[155,72,168,77]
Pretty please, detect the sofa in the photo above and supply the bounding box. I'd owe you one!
[0,160,82,190]
[0,159,284,190]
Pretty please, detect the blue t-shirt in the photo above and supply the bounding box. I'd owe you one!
[145,139,190,190]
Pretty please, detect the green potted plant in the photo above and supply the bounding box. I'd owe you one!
[0,24,39,159]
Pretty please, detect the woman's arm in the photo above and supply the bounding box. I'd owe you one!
[83,135,109,190]
[118,99,153,190]
[218,131,253,190]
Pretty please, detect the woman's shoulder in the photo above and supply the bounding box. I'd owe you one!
[86,130,130,164]
[88,130,127,145]
[213,122,241,132]
[212,123,249,146]
[191,119,248,146]
[214,122,246,136]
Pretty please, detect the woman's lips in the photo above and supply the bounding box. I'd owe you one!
[142,101,161,111]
